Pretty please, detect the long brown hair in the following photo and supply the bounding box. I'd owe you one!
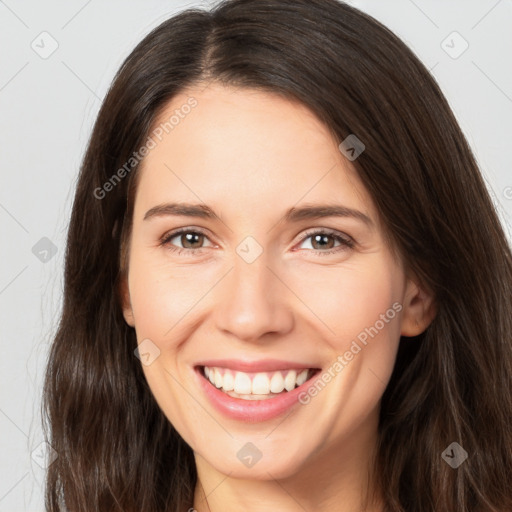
[42,0,512,510]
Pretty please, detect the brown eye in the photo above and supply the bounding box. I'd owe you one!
[297,229,355,256]
[309,233,336,250]
[159,228,213,255]
[177,232,205,249]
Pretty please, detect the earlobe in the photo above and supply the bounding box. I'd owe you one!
[119,275,135,327]
[400,277,436,337]
[123,305,135,328]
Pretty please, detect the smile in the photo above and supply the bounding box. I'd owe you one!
[194,361,322,422]
[202,366,315,399]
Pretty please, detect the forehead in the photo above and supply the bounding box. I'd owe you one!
[133,83,376,223]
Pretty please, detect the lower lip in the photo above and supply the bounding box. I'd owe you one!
[194,367,319,423]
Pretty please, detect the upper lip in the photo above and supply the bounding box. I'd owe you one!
[195,358,319,373]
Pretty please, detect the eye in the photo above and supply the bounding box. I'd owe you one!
[159,228,213,255]
[295,228,355,256]
[159,227,355,257]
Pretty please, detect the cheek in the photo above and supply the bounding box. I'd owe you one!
[289,257,403,345]
[289,257,404,412]
[127,250,209,338]
[303,265,403,430]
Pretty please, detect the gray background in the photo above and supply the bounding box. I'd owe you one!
[1,0,511,509]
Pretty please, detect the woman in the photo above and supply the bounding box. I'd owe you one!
[42,0,512,510]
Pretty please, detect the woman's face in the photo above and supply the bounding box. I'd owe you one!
[122,83,432,483]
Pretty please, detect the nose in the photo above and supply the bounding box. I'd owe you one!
[212,251,294,343]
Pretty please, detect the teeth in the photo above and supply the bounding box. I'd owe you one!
[214,368,223,388]
[270,372,285,393]
[202,366,311,397]
[223,371,234,391]
[234,372,252,394]
[284,370,297,391]
[252,373,270,394]
[296,368,308,386]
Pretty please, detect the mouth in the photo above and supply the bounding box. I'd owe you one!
[197,365,321,400]
[193,362,322,422]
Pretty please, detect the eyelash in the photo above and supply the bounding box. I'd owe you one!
[159,227,355,257]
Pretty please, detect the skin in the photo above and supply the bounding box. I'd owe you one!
[121,83,435,512]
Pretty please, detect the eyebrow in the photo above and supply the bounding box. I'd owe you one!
[143,202,373,227]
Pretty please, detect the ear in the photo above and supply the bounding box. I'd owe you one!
[119,274,135,327]
[400,276,436,337]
